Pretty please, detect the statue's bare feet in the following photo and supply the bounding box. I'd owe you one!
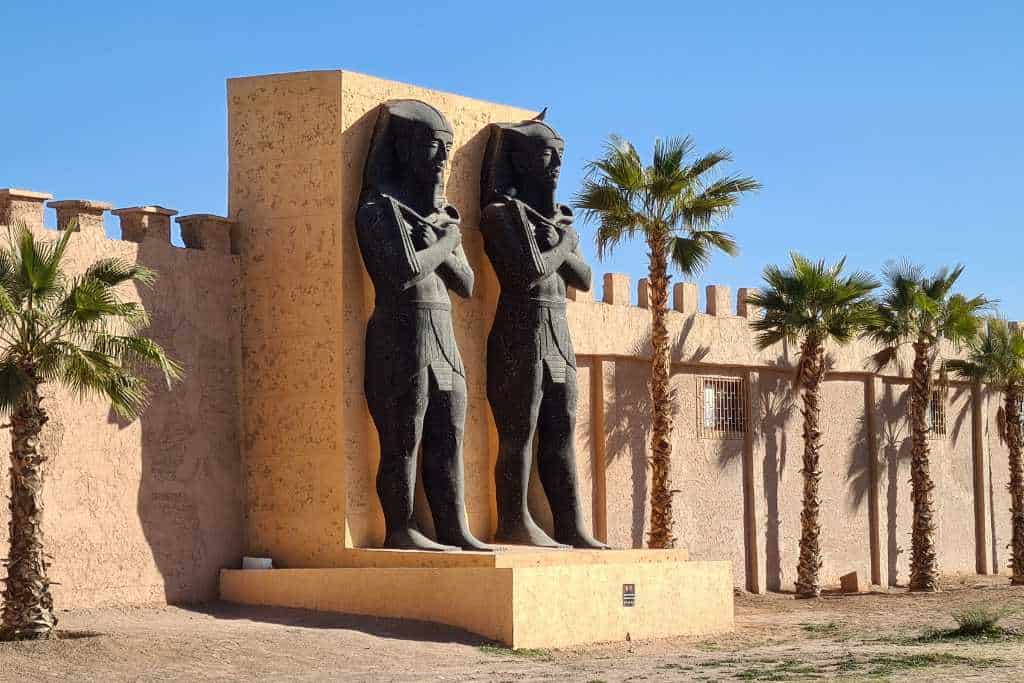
[495,518,567,548]
[558,532,610,550]
[442,534,495,552]
[384,527,458,552]
[555,523,610,549]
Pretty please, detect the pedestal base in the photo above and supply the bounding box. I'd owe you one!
[219,548,733,649]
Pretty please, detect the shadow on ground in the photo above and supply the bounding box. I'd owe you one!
[183,602,488,646]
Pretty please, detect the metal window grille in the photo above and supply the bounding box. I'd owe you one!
[928,390,946,437]
[699,377,747,439]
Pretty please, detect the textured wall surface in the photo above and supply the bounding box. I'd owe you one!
[983,389,1015,576]
[930,384,978,576]
[670,369,748,581]
[0,221,242,609]
[229,71,348,567]
[760,379,873,591]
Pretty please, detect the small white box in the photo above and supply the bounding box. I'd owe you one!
[242,556,273,570]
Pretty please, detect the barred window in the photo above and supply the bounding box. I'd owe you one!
[928,390,946,437]
[699,377,747,439]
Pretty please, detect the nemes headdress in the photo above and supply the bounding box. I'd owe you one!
[362,99,453,201]
[480,109,563,208]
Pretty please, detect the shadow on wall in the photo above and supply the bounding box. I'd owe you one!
[582,316,702,548]
[845,413,872,512]
[876,382,911,587]
[988,392,1006,572]
[119,238,243,604]
[949,384,971,444]
[756,370,796,592]
[869,382,970,586]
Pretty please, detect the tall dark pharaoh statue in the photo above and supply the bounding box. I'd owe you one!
[480,114,609,549]
[356,100,489,551]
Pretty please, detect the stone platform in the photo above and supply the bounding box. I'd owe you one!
[219,548,733,649]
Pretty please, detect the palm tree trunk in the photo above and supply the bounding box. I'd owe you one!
[796,338,825,598]
[1004,386,1024,585]
[908,341,939,592]
[1,379,56,641]
[646,234,675,549]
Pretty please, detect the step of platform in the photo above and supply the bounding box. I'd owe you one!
[220,549,732,649]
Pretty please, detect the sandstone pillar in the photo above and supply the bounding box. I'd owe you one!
[0,188,51,229]
[48,199,112,235]
[177,214,238,254]
[112,206,177,243]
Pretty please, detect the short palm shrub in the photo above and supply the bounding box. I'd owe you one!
[0,223,180,641]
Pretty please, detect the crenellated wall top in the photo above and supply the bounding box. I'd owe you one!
[0,188,238,257]
[564,271,998,381]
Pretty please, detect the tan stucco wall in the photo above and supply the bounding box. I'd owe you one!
[756,378,874,592]
[983,389,1015,576]
[931,384,978,576]
[0,221,242,609]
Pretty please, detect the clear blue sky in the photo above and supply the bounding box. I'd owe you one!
[2,2,1022,315]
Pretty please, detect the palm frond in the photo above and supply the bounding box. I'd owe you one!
[11,222,72,302]
[56,343,150,417]
[0,226,182,419]
[949,317,1024,392]
[668,230,739,279]
[0,360,30,416]
[675,175,761,231]
[867,260,987,359]
[93,335,182,387]
[58,277,119,329]
[583,135,645,192]
[85,258,156,287]
[682,149,732,183]
[574,133,757,269]
[748,252,879,353]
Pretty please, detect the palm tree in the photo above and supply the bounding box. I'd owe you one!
[575,135,760,549]
[746,254,879,597]
[866,262,990,592]
[0,223,180,641]
[948,319,1024,585]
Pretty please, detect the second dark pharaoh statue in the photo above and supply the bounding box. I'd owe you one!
[480,113,609,549]
[356,100,489,551]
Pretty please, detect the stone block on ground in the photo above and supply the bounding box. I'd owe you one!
[840,571,861,593]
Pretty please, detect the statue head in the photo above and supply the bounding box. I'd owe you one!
[362,99,454,209]
[481,112,564,210]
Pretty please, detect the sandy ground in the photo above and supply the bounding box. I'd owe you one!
[1,575,1023,682]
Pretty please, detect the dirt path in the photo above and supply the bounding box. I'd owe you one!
[2,576,1022,681]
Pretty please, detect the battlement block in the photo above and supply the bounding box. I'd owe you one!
[0,188,51,229]
[706,285,731,316]
[638,278,650,308]
[673,282,698,314]
[177,214,239,254]
[113,206,178,244]
[603,273,631,305]
[737,288,761,319]
[47,199,112,235]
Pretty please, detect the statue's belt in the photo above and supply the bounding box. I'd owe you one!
[496,297,566,310]
[374,300,451,312]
